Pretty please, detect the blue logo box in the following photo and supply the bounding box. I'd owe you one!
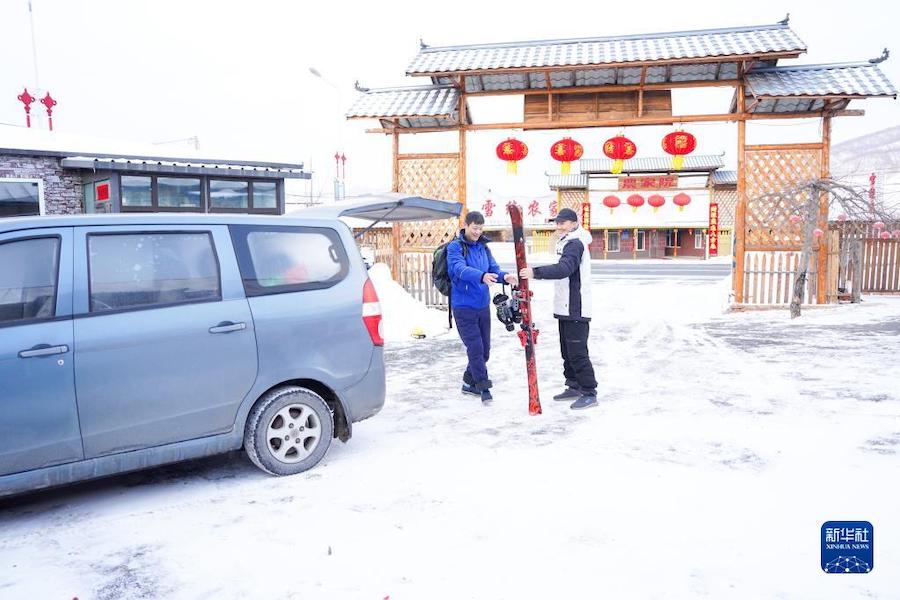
[821,521,873,573]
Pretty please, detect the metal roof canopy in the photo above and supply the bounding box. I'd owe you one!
[580,154,725,175]
[297,193,463,222]
[59,156,309,179]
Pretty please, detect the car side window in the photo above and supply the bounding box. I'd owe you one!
[0,237,60,324]
[230,225,349,296]
[88,232,221,313]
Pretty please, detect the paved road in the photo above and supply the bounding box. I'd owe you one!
[499,260,733,281]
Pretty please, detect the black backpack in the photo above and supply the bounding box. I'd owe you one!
[432,239,467,328]
[432,239,467,297]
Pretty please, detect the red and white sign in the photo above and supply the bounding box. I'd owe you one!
[708,202,719,256]
[96,182,110,202]
[581,202,591,232]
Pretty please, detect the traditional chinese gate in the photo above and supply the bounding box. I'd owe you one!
[347,19,895,307]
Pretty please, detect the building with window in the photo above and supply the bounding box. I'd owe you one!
[540,155,729,260]
[0,125,309,217]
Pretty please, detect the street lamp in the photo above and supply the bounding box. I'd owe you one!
[308,65,347,202]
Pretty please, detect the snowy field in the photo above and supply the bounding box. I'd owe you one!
[1,271,899,599]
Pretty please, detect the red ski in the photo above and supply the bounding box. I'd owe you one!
[507,203,542,416]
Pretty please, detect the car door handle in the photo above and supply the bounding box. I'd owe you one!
[209,321,247,334]
[19,344,69,358]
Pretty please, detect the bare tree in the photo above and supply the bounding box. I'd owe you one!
[754,179,899,318]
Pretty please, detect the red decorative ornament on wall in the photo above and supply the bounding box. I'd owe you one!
[602,195,621,214]
[40,92,57,132]
[662,130,697,170]
[627,194,645,213]
[496,138,528,175]
[603,135,637,174]
[550,137,583,175]
[17,88,35,128]
[648,194,665,213]
[673,193,691,212]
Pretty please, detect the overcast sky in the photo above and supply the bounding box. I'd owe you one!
[2,0,898,204]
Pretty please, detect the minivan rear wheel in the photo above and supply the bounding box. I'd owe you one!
[244,386,334,475]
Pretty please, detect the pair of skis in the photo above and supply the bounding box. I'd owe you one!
[507,203,542,416]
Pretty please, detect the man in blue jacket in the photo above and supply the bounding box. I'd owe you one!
[448,211,517,404]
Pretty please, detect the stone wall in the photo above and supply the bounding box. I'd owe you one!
[0,154,83,214]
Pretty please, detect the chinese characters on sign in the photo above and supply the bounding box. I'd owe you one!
[527,200,541,217]
[482,198,494,217]
[825,527,870,544]
[618,176,678,190]
[821,521,874,574]
[549,200,558,218]
[708,202,719,257]
[581,202,591,232]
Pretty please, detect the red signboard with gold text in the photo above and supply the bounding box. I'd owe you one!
[708,202,719,257]
[618,175,678,190]
[581,202,591,232]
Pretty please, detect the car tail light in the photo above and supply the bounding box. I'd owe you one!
[362,278,384,346]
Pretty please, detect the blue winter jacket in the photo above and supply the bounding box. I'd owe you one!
[447,230,507,310]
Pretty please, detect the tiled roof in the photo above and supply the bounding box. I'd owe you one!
[409,22,805,76]
[346,84,470,128]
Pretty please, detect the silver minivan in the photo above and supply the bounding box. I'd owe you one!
[0,196,460,497]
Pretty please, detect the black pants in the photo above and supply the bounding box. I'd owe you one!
[558,319,596,394]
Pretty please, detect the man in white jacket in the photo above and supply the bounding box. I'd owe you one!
[519,208,597,410]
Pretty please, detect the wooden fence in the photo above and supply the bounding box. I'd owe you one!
[832,222,900,296]
[398,251,446,308]
[740,250,822,305]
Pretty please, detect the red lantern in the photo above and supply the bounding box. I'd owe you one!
[648,194,665,213]
[873,221,885,230]
[880,231,891,240]
[673,193,691,212]
[550,137,583,176]
[602,195,621,214]
[892,229,900,239]
[496,138,528,175]
[789,214,802,224]
[627,194,644,213]
[662,130,696,171]
[837,213,848,222]
[603,135,637,175]
[813,228,824,238]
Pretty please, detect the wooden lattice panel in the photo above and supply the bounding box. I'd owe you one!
[398,157,459,249]
[713,187,737,229]
[744,148,822,249]
[559,189,587,213]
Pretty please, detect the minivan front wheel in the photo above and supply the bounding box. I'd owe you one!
[244,386,334,475]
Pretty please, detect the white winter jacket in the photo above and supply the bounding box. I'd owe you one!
[533,226,592,321]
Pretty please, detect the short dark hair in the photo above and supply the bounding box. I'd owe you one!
[465,211,485,225]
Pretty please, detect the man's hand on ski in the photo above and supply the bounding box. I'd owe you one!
[503,274,518,285]
[519,267,534,279]
[482,272,499,284]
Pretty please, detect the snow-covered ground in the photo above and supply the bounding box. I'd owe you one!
[1,272,899,599]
